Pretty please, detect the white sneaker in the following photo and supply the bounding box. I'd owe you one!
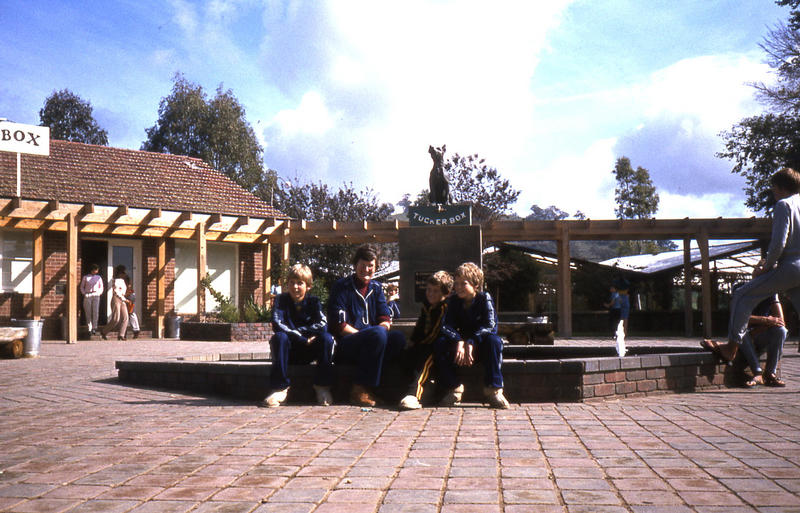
[439,384,464,406]
[485,387,510,409]
[262,388,288,408]
[314,385,333,406]
[399,395,421,410]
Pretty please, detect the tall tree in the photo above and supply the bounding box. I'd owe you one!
[405,150,520,223]
[142,74,268,193]
[39,89,108,145]
[612,157,674,255]
[274,179,395,289]
[613,157,659,220]
[719,2,800,213]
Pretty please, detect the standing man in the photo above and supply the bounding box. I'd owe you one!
[328,244,406,407]
[80,264,104,335]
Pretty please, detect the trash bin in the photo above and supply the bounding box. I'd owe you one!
[165,315,182,339]
[11,319,43,357]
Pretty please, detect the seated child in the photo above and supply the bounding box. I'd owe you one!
[399,270,453,410]
[386,283,401,319]
[263,264,335,407]
[739,292,787,388]
[435,262,509,409]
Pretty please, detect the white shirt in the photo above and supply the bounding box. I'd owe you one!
[80,273,104,296]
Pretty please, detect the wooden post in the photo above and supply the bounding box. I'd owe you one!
[156,238,166,338]
[32,229,43,320]
[683,237,693,337]
[697,230,712,338]
[66,213,78,343]
[262,243,271,306]
[556,224,572,337]
[196,223,206,316]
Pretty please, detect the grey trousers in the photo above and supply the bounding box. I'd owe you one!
[728,259,800,344]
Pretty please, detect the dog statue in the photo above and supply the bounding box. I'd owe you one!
[428,144,450,205]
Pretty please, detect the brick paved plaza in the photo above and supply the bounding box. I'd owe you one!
[0,338,798,512]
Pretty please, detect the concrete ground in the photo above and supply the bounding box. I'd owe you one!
[0,337,798,513]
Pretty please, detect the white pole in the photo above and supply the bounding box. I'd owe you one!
[16,152,20,197]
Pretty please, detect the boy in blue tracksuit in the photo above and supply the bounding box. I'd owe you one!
[264,264,335,407]
[435,262,509,409]
[328,244,406,407]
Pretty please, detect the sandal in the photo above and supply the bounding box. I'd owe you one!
[701,339,736,362]
[744,375,762,388]
[763,373,786,387]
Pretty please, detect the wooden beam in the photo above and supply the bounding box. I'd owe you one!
[47,200,60,213]
[196,222,207,316]
[142,207,162,224]
[231,215,249,231]
[66,213,78,344]
[79,203,95,219]
[697,230,712,338]
[32,229,43,320]
[156,238,166,338]
[683,237,693,337]
[556,224,572,337]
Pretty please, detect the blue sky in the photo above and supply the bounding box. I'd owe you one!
[0,0,789,219]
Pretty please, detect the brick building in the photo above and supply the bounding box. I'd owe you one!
[0,140,288,340]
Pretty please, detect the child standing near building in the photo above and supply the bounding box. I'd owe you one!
[435,262,509,409]
[264,264,335,407]
[399,270,453,410]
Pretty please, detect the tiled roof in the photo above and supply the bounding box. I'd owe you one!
[0,140,288,219]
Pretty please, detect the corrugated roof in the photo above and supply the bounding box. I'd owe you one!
[598,241,759,274]
[0,140,288,219]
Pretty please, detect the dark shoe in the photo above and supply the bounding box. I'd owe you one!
[100,332,108,340]
[350,384,376,407]
[133,331,140,339]
[117,335,126,341]
[763,373,786,387]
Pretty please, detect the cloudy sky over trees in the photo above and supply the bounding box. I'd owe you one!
[1,1,787,218]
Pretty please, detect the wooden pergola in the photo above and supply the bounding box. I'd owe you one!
[0,195,772,341]
[284,216,773,337]
[0,197,291,342]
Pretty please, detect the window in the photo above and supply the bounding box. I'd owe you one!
[0,230,32,293]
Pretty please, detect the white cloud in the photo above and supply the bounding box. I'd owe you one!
[658,191,754,219]
[270,91,335,136]
[519,138,619,220]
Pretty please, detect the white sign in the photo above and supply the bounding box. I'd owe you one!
[0,121,50,156]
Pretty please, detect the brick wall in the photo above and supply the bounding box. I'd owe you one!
[238,244,263,306]
[142,238,175,332]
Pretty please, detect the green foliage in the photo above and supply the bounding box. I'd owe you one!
[527,204,586,221]
[200,276,239,322]
[719,4,800,212]
[241,297,271,323]
[613,157,659,220]
[404,150,520,223]
[272,179,395,289]
[39,89,108,145]
[142,73,271,193]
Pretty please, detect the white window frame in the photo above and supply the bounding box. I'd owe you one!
[0,230,32,293]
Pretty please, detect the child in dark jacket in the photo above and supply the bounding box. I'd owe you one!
[264,264,334,407]
[399,270,453,410]
[435,262,509,409]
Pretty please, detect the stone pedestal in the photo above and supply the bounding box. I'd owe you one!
[398,224,482,316]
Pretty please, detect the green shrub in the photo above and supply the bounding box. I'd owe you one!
[242,296,272,323]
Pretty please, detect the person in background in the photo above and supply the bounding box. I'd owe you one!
[114,265,139,339]
[386,283,401,319]
[100,268,128,341]
[80,263,103,335]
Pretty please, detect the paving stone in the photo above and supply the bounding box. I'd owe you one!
[0,338,798,512]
